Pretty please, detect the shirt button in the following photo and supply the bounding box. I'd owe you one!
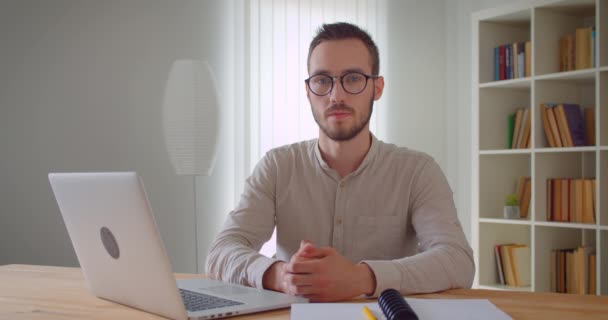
[339,181,345,188]
[336,218,342,225]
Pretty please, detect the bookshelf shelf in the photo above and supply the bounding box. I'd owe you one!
[534,221,598,230]
[479,218,531,226]
[479,78,531,88]
[534,146,597,153]
[534,69,596,83]
[479,149,531,155]
[473,0,606,295]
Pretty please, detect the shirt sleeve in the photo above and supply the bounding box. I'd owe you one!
[361,158,475,297]
[205,153,280,288]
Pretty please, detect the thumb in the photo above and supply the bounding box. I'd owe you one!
[300,239,312,248]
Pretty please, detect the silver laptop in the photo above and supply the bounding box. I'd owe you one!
[48,172,307,320]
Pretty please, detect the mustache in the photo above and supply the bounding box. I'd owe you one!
[325,104,354,116]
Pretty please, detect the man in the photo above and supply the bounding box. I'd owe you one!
[206,22,474,302]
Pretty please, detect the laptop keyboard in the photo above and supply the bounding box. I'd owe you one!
[179,288,244,312]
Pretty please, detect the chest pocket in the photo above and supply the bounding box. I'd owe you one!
[351,215,404,260]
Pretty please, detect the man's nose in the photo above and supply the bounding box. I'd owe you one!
[329,79,347,103]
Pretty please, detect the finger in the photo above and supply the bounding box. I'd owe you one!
[300,239,312,248]
[284,260,318,274]
[285,284,317,296]
[302,294,322,302]
[284,273,316,286]
[297,246,335,259]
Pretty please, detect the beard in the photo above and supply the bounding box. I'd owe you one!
[312,97,374,142]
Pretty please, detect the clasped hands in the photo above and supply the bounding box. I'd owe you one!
[262,240,376,302]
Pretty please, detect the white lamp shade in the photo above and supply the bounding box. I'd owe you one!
[162,60,219,176]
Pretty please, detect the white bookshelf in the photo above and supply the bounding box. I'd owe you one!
[472,0,607,295]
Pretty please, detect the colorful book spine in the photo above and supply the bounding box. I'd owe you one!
[591,29,596,68]
[494,46,500,81]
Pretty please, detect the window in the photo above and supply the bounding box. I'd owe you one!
[247,0,380,257]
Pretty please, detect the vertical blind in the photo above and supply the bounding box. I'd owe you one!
[247,0,379,257]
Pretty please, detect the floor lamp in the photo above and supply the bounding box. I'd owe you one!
[162,60,220,272]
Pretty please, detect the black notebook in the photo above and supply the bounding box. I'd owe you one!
[378,289,419,320]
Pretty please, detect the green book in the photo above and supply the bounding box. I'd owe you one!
[507,113,515,149]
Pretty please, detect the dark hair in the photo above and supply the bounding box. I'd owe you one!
[307,22,380,75]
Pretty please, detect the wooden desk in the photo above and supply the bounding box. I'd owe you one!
[2,264,607,319]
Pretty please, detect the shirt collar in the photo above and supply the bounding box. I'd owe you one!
[314,133,380,180]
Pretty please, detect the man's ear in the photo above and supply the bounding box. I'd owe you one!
[305,82,311,100]
[373,76,384,101]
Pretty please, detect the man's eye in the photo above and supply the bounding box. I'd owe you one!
[314,77,330,85]
[345,74,362,82]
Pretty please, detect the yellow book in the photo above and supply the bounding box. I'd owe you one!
[582,179,595,223]
[540,104,556,147]
[546,107,563,147]
[501,245,516,286]
[554,105,573,147]
[510,245,531,287]
[511,109,523,149]
[575,28,591,69]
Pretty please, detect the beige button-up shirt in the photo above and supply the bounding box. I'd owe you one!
[206,135,474,296]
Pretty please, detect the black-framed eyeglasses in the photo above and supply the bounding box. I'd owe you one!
[305,72,379,96]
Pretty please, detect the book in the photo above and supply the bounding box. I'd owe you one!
[540,104,556,147]
[546,107,563,147]
[510,245,531,287]
[518,42,525,78]
[591,179,596,213]
[589,253,596,294]
[574,179,584,223]
[501,245,516,286]
[518,108,531,149]
[547,179,553,221]
[554,105,573,147]
[499,45,506,80]
[515,108,530,149]
[561,179,569,222]
[591,29,596,67]
[561,104,586,146]
[550,250,557,292]
[494,46,500,81]
[516,176,527,206]
[582,179,595,223]
[495,245,505,285]
[505,44,511,80]
[575,28,591,70]
[552,179,562,222]
[513,43,518,79]
[511,109,523,149]
[520,178,531,219]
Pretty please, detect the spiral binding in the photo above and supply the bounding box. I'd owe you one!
[378,288,419,320]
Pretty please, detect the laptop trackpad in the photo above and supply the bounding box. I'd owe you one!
[201,285,253,296]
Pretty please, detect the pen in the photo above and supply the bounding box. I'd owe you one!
[362,306,377,320]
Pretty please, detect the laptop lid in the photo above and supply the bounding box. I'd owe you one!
[49,172,307,320]
[49,172,188,320]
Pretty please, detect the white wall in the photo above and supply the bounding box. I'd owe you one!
[379,0,448,171]
[379,0,517,241]
[0,0,235,273]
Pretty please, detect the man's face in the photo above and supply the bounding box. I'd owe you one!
[307,39,383,142]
